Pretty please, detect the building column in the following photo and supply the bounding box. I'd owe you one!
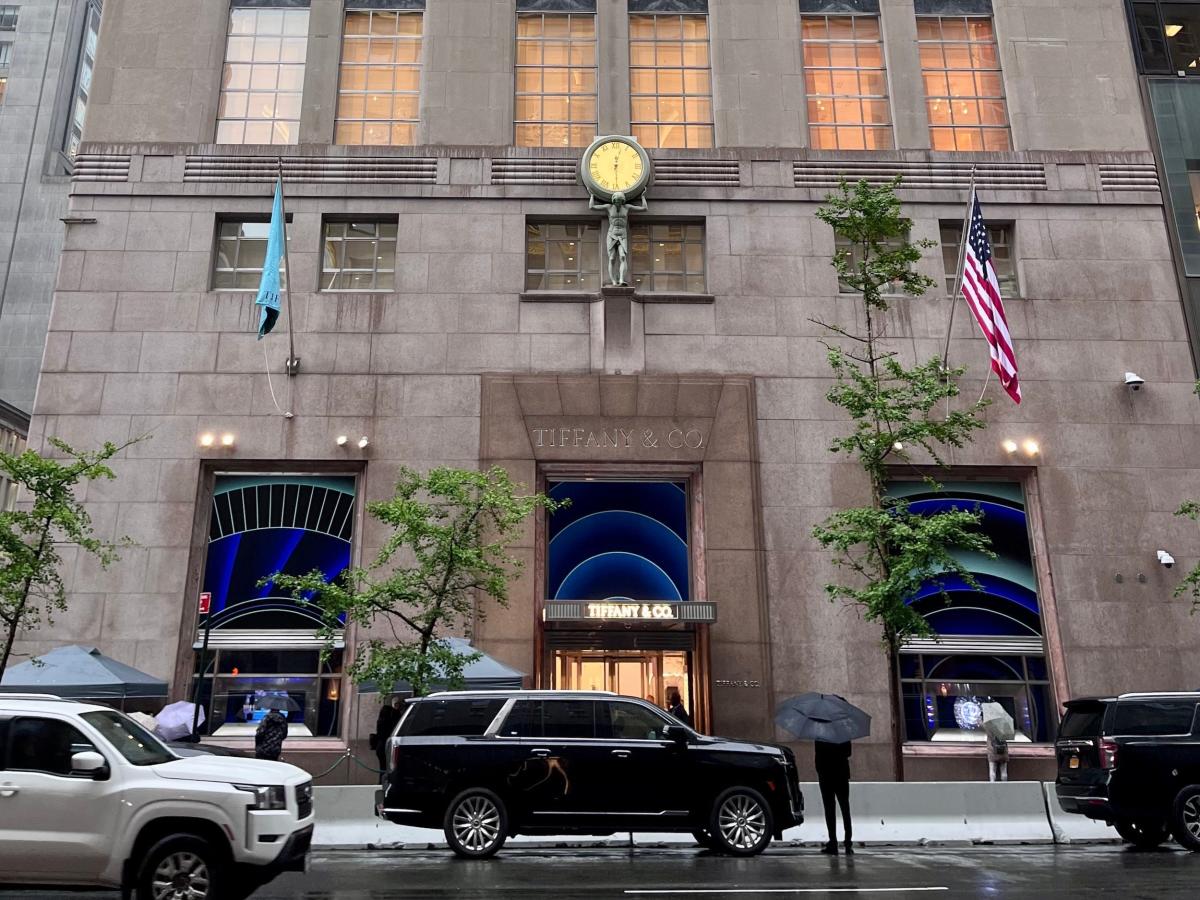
[597,0,631,135]
[881,0,930,150]
[299,0,344,145]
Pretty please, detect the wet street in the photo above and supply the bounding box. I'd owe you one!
[6,845,1200,899]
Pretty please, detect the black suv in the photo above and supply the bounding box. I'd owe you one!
[1055,692,1200,849]
[375,690,803,858]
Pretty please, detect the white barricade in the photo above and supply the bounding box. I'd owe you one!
[1042,783,1119,843]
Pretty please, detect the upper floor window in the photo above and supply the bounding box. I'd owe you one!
[216,6,309,145]
[941,220,1017,297]
[515,11,597,148]
[631,222,705,293]
[833,231,908,295]
[322,218,397,291]
[0,76,7,106]
[526,221,601,292]
[1129,1,1200,73]
[917,14,1010,151]
[212,218,289,291]
[63,0,101,160]
[334,8,422,146]
[0,6,17,31]
[801,12,892,150]
[629,13,713,149]
[0,40,11,67]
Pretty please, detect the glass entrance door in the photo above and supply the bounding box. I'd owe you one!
[554,651,691,713]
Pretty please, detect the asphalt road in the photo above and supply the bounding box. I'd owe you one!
[6,845,1200,899]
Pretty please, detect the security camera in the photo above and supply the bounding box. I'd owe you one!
[1157,550,1175,569]
[1124,372,1145,391]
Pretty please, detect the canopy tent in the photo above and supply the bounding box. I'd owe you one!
[360,637,525,694]
[0,645,168,704]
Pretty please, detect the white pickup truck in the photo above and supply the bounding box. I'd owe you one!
[0,694,314,900]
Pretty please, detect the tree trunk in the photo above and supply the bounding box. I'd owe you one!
[886,636,905,782]
[0,523,50,677]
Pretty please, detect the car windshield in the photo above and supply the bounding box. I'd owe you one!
[81,710,176,766]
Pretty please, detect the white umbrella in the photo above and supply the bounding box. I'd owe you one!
[981,702,1015,741]
[128,711,158,732]
[156,701,204,741]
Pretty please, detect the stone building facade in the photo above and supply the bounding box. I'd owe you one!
[18,0,1200,782]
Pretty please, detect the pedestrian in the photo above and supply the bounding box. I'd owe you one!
[254,708,288,761]
[814,739,853,855]
[666,686,692,728]
[372,694,404,772]
[987,730,1009,782]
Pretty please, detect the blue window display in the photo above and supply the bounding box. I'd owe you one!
[890,481,1054,744]
[547,480,690,602]
[195,475,355,738]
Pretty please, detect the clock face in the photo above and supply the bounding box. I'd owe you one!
[587,139,646,195]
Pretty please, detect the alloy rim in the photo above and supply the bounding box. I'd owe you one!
[151,851,210,900]
[452,795,502,852]
[1184,795,1200,839]
[717,793,766,850]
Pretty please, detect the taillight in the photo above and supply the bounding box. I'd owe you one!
[390,741,401,771]
[1100,738,1118,769]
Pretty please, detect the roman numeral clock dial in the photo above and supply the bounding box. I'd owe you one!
[581,136,652,202]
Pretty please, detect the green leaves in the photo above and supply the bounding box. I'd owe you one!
[0,437,134,677]
[1175,499,1200,612]
[267,466,560,697]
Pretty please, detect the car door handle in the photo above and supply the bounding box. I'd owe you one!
[0,784,17,798]
[531,748,551,758]
[611,749,631,758]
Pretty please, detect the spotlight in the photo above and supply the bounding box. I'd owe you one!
[357,436,369,449]
[892,441,904,452]
[1001,439,1018,454]
[1023,439,1040,456]
[336,435,349,446]
[199,433,215,448]
[220,433,235,447]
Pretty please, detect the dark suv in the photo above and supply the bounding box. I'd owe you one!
[375,690,803,858]
[1055,692,1200,849]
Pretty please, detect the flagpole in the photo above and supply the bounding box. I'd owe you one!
[941,165,977,370]
[277,157,300,377]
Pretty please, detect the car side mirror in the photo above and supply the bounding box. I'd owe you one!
[664,724,690,745]
[71,750,109,781]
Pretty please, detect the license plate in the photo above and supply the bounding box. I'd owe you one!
[1069,756,1080,769]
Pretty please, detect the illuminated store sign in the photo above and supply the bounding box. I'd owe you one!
[543,599,717,624]
[585,601,678,620]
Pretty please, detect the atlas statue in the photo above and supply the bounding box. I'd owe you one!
[590,191,648,287]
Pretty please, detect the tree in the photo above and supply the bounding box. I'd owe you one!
[0,438,131,677]
[1172,382,1200,611]
[268,466,562,698]
[811,179,995,781]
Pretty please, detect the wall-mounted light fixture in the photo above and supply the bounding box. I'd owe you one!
[199,433,215,448]
[1022,439,1040,457]
[220,433,235,448]
[1001,439,1018,454]
[336,435,348,446]
[357,436,369,449]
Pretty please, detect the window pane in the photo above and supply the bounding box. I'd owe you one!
[8,718,95,776]
[541,700,597,738]
[916,15,1009,152]
[335,11,421,146]
[217,8,309,144]
[515,14,597,147]
[801,15,893,150]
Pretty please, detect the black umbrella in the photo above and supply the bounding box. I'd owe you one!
[775,692,871,743]
[254,694,301,712]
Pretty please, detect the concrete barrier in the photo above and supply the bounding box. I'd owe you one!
[313,780,1061,849]
[1041,783,1119,844]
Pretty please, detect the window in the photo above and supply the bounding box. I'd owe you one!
[399,699,506,737]
[801,14,892,150]
[195,475,357,738]
[1129,2,1200,73]
[515,12,596,148]
[62,0,100,159]
[525,221,601,291]
[0,40,11,67]
[631,222,705,293]
[917,15,1009,151]
[833,232,908,295]
[500,700,542,737]
[4,718,95,776]
[216,6,309,145]
[629,14,713,149]
[541,699,598,738]
[0,6,16,31]
[81,711,173,766]
[322,219,397,291]
[334,9,421,146]
[0,77,6,107]
[212,218,289,291]
[1059,705,1105,739]
[1112,701,1198,736]
[896,481,1055,743]
[603,701,670,741]
[940,221,1016,297]
[0,422,23,511]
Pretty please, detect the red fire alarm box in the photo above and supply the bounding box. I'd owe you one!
[198,592,211,615]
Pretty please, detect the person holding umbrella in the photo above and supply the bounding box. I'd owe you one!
[775,692,870,856]
[254,693,297,761]
[981,701,1015,782]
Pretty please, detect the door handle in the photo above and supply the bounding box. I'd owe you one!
[0,784,17,798]
[611,749,631,758]
[531,748,551,758]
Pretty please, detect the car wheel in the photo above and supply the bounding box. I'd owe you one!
[444,788,509,859]
[692,828,715,849]
[135,834,225,900]
[1170,784,1200,851]
[1114,818,1170,849]
[708,786,773,856]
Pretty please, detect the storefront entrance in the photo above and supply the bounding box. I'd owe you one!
[553,650,691,712]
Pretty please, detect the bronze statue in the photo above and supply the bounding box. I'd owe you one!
[589,190,648,287]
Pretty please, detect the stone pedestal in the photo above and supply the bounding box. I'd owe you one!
[593,285,644,375]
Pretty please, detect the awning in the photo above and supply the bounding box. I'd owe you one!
[359,637,526,694]
[0,645,168,700]
[543,599,717,624]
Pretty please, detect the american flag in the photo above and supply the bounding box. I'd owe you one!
[960,190,1021,404]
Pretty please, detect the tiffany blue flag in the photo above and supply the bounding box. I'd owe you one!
[254,177,284,340]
